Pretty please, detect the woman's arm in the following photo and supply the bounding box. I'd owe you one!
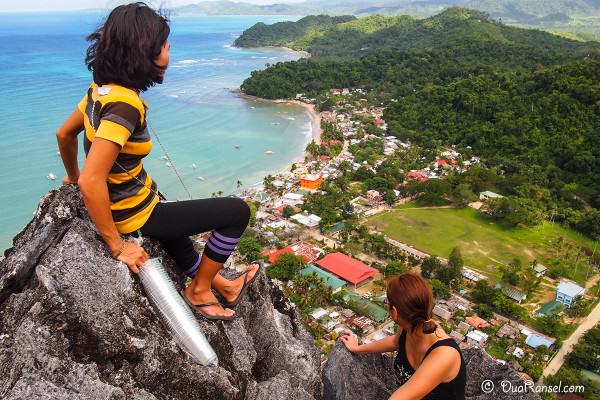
[56,108,84,184]
[78,137,149,273]
[388,346,461,400]
[340,329,400,354]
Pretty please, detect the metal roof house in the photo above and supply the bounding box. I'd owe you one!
[556,280,585,308]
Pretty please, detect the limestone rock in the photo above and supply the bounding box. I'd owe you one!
[0,186,321,400]
[323,342,541,400]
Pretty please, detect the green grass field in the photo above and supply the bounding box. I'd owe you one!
[366,206,596,282]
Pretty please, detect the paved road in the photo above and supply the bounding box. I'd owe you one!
[541,298,600,380]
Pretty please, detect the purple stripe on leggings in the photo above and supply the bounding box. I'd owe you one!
[213,231,240,244]
[206,241,233,256]
[184,254,201,277]
[209,236,237,250]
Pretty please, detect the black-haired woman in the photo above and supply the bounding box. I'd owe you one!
[56,2,259,321]
[341,273,466,399]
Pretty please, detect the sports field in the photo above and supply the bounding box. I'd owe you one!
[366,206,595,281]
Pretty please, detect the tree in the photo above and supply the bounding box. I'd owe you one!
[438,247,464,288]
[237,235,262,263]
[421,256,441,279]
[430,279,450,300]
[500,258,521,286]
[266,253,306,281]
[383,261,407,278]
[282,205,294,218]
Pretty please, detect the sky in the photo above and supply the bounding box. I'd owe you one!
[0,0,305,13]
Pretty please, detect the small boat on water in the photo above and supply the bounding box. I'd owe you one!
[264,150,273,155]
[250,106,255,109]
[271,122,280,125]
[160,155,168,161]
[196,176,205,181]
[191,163,197,169]
[165,162,172,167]
[234,145,240,149]
[47,173,56,181]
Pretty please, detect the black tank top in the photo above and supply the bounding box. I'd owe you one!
[393,330,466,399]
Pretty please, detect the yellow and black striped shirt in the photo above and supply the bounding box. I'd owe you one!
[78,83,160,234]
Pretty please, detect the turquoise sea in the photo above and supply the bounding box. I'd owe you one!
[0,12,309,252]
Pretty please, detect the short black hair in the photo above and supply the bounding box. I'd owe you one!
[85,2,170,92]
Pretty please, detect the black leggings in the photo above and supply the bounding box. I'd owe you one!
[137,197,251,277]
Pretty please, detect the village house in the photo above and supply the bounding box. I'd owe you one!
[496,323,520,340]
[432,303,454,320]
[525,333,555,350]
[532,263,548,278]
[462,267,487,283]
[496,283,527,304]
[262,241,324,265]
[309,308,328,322]
[479,191,504,201]
[456,321,472,333]
[300,174,324,190]
[465,315,490,329]
[466,330,489,348]
[556,280,585,308]
[290,212,322,228]
[450,330,465,343]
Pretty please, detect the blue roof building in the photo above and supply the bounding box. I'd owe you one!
[300,264,347,293]
[556,280,585,308]
[525,333,555,349]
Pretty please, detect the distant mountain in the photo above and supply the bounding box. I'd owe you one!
[235,7,600,59]
[175,0,600,26]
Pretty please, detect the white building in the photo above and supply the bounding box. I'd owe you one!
[479,191,504,201]
[466,330,489,348]
[291,213,322,228]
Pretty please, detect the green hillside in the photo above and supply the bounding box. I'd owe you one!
[239,8,600,241]
[235,8,600,59]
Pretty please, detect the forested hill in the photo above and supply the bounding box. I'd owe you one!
[235,8,600,59]
[239,8,600,240]
[233,15,356,49]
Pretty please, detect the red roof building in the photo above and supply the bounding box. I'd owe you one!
[374,119,385,126]
[407,171,428,183]
[262,241,323,264]
[315,253,377,286]
[466,316,490,329]
[436,159,448,168]
[348,316,373,330]
[320,155,330,162]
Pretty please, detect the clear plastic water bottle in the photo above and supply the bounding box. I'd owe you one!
[138,258,218,366]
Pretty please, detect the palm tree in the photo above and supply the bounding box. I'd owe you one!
[236,180,243,189]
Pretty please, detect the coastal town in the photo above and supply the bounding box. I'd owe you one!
[187,86,600,389]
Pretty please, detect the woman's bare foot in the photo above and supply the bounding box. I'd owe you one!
[183,286,235,318]
[216,263,260,304]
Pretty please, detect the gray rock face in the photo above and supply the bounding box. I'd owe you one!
[0,186,321,400]
[323,342,540,400]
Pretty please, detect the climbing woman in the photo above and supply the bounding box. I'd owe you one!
[340,273,466,399]
[55,2,259,321]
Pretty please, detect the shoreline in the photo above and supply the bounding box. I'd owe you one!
[236,90,322,179]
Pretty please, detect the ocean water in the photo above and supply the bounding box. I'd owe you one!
[0,12,311,252]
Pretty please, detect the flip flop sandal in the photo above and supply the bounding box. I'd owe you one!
[221,260,263,308]
[180,289,236,321]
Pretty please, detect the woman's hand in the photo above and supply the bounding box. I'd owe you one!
[114,241,150,274]
[62,175,79,185]
[340,330,361,353]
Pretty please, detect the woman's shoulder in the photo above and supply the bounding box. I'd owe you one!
[95,83,147,116]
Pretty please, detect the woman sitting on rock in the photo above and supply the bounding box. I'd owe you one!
[341,273,466,399]
[55,2,259,321]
